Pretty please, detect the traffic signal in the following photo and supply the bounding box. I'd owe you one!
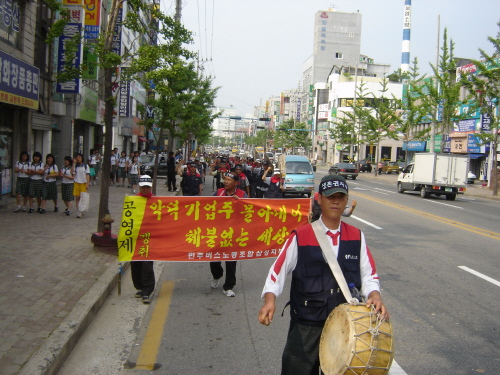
[259,118,271,121]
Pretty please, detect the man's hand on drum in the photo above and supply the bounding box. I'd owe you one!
[366,291,390,321]
[258,292,276,326]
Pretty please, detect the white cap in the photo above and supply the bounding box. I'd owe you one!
[138,175,153,187]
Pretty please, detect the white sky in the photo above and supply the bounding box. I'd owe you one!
[161,0,500,116]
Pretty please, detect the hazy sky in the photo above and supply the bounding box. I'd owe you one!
[161,0,500,116]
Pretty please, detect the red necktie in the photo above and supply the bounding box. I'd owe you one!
[327,231,340,246]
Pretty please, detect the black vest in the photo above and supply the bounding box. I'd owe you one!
[289,222,362,326]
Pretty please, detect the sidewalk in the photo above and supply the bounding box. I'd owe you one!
[0,177,176,375]
[315,164,500,201]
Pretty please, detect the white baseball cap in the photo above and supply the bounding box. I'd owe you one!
[138,175,153,187]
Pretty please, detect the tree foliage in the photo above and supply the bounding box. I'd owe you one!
[460,22,500,195]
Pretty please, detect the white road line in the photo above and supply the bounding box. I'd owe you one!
[428,201,464,209]
[389,360,408,375]
[373,187,396,194]
[458,266,500,287]
[350,215,383,230]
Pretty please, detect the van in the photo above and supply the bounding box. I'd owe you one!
[278,155,316,197]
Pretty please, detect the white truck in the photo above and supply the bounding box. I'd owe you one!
[397,153,469,200]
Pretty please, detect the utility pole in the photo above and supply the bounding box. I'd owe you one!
[175,0,182,22]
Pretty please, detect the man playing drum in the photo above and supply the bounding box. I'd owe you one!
[258,174,390,375]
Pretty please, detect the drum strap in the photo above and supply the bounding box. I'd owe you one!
[311,221,359,306]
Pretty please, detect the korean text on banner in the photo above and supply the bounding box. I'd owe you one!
[118,197,311,262]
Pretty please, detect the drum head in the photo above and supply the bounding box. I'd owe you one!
[320,304,394,375]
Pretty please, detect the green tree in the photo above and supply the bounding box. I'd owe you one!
[47,0,204,230]
[422,28,466,152]
[460,23,500,195]
[275,120,311,152]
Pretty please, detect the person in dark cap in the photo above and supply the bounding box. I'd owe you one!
[131,175,156,304]
[210,172,248,297]
[258,174,389,374]
[255,160,270,198]
[176,159,203,196]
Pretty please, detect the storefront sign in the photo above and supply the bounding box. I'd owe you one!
[0,50,39,109]
[56,23,82,93]
[119,67,130,117]
[0,0,21,47]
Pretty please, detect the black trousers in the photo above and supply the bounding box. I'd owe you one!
[131,261,155,297]
[210,261,237,290]
[166,172,176,190]
[281,320,324,375]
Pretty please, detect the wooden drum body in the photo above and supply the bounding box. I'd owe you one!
[319,304,394,375]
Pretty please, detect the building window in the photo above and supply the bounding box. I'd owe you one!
[321,39,325,44]
[321,46,326,51]
[349,32,354,37]
[336,52,343,59]
[321,33,326,38]
[321,21,327,25]
[321,27,326,32]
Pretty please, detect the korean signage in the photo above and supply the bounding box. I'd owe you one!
[118,197,311,262]
[0,50,39,109]
[83,0,100,80]
[112,7,123,55]
[453,119,477,133]
[119,68,130,117]
[56,23,82,93]
[79,86,98,122]
[296,98,301,121]
[0,0,21,46]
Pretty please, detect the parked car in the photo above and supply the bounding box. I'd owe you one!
[396,161,406,172]
[381,162,400,174]
[140,154,168,177]
[329,163,359,180]
[357,160,373,172]
[467,171,477,184]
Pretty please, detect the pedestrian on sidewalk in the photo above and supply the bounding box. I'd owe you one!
[377,161,383,175]
[88,149,98,185]
[60,156,75,216]
[131,175,156,304]
[117,151,128,187]
[165,151,177,191]
[128,155,140,194]
[40,153,59,214]
[27,151,44,213]
[14,151,30,212]
[72,153,90,218]
[210,172,248,297]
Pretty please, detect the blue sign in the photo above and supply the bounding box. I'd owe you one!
[56,23,82,93]
[0,50,39,109]
[403,141,426,151]
[453,119,477,132]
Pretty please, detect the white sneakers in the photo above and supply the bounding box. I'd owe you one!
[210,278,219,289]
[223,289,235,297]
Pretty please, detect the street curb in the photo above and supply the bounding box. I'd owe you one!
[19,261,128,375]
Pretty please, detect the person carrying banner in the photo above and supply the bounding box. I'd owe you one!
[210,172,248,297]
[257,174,389,374]
[131,175,156,304]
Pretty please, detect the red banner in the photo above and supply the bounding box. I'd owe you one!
[118,196,311,262]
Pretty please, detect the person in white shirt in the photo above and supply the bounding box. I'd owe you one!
[27,152,44,213]
[88,149,98,185]
[110,150,118,185]
[40,154,59,214]
[258,174,389,374]
[60,156,75,216]
[117,151,128,187]
[14,151,30,212]
[72,153,90,218]
[128,155,140,193]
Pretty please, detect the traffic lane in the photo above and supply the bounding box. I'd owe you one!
[340,196,500,374]
[346,176,500,238]
[123,259,288,375]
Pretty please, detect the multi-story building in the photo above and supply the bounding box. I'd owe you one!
[0,1,49,197]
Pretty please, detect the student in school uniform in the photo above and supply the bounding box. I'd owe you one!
[128,155,140,194]
[117,151,128,187]
[14,151,30,212]
[72,153,90,218]
[27,151,44,213]
[40,154,59,214]
[60,156,75,216]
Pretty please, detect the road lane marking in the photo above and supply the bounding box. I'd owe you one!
[350,215,383,230]
[389,360,408,375]
[373,187,396,194]
[350,191,500,241]
[135,280,175,370]
[458,266,500,287]
[428,201,464,209]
